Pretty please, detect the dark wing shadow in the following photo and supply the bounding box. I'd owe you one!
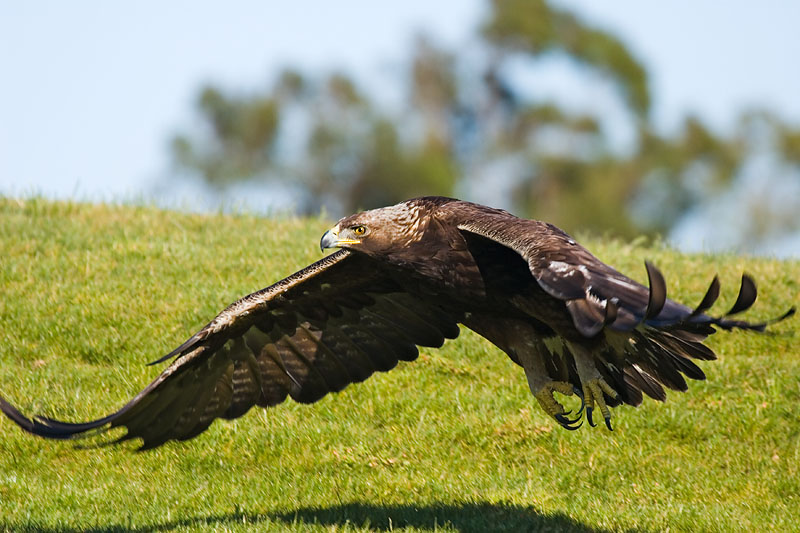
[270,501,622,532]
[2,501,639,532]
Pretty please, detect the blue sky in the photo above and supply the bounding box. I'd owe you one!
[0,1,483,201]
[1,1,799,253]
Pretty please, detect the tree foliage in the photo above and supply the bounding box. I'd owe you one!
[484,0,650,117]
[170,0,800,247]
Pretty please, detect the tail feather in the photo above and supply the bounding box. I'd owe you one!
[705,306,796,332]
[689,275,721,318]
[653,331,717,361]
[623,365,666,402]
[644,261,667,320]
[725,274,757,316]
[595,268,794,413]
[595,355,636,407]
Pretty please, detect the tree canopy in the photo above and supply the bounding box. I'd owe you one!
[170,0,800,248]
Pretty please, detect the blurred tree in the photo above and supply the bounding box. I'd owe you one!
[170,0,800,249]
[173,53,458,215]
[172,86,280,187]
[484,0,650,117]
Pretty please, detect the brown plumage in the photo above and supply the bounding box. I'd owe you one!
[0,197,794,449]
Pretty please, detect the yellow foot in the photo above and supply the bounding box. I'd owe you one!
[581,378,619,431]
[533,381,584,431]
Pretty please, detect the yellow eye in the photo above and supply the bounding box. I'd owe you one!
[353,225,366,236]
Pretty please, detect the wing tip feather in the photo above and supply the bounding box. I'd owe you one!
[0,395,115,440]
[725,273,758,316]
[644,261,667,321]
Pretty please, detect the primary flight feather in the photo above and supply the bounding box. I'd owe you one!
[0,197,793,449]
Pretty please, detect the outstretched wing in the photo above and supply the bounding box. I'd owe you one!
[0,249,461,450]
[454,203,792,337]
[452,201,794,408]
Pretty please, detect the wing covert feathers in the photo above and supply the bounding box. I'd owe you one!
[456,204,794,337]
[454,199,793,413]
[0,249,461,449]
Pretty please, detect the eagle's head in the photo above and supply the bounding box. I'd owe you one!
[320,197,453,255]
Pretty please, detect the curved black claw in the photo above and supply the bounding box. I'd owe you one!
[604,416,613,431]
[586,407,596,427]
[555,410,581,425]
[555,413,583,431]
[572,386,586,416]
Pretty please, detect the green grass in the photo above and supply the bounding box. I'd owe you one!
[0,197,798,532]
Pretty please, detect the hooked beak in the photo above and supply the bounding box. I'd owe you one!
[320,227,338,251]
[320,224,361,251]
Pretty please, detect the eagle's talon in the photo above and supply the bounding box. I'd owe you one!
[554,410,580,425]
[580,377,617,431]
[572,386,585,415]
[554,413,583,431]
[532,380,585,430]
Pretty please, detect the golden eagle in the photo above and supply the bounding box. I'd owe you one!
[0,197,793,449]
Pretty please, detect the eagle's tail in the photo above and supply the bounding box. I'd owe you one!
[587,268,794,410]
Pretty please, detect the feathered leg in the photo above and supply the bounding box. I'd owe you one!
[568,341,618,430]
[518,348,583,430]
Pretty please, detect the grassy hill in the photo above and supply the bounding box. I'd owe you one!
[0,197,798,532]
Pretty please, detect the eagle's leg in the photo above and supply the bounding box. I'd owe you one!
[568,342,618,430]
[518,350,583,430]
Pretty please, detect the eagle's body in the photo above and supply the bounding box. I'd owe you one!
[0,197,793,449]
